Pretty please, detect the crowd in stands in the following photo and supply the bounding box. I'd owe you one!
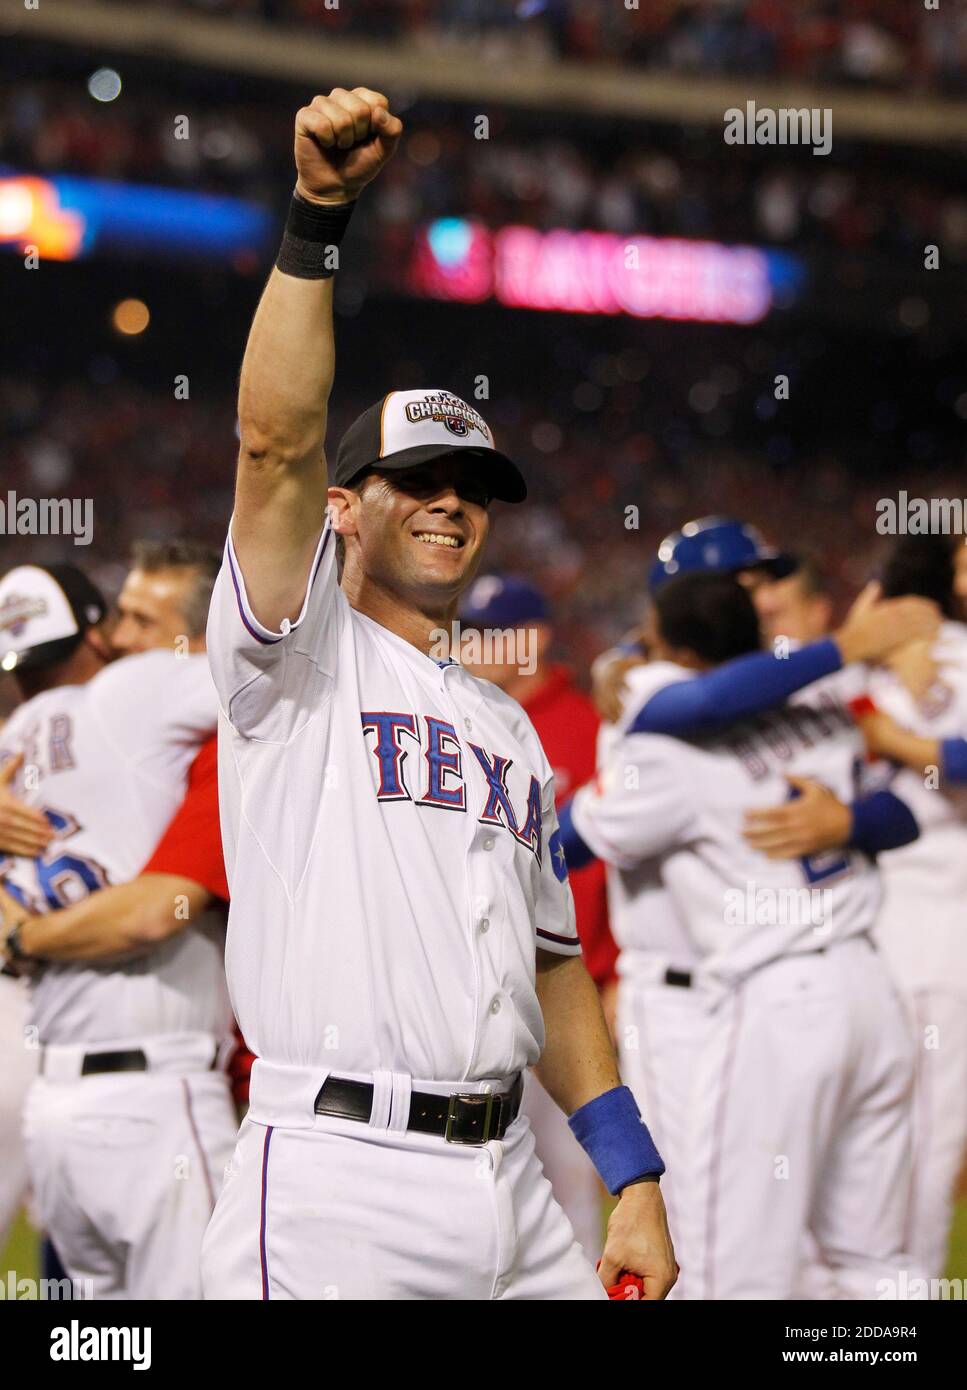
[3,360,962,679]
[102,0,967,95]
[3,81,965,264]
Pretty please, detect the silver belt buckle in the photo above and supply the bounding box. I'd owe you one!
[445,1089,496,1145]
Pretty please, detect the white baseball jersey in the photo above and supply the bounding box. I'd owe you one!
[594,666,698,967]
[573,659,880,983]
[865,620,967,992]
[207,521,579,1081]
[0,652,229,1044]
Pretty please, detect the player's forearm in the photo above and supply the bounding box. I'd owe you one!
[534,951,621,1114]
[231,256,338,628]
[237,268,334,477]
[16,874,208,962]
[872,724,939,777]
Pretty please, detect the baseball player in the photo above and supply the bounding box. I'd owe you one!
[753,553,834,650]
[202,87,676,1301]
[0,562,237,1300]
[112,539,222,659]
[0,953,35,1251]
[846,536,967,1279]
[564,570,926,1299]
[577,521,938,1295]
[0,566,113,1255]
[648,535,967,1282]
[459,573,617,1262]
[0,542,254,1118]
[591,517,799,723]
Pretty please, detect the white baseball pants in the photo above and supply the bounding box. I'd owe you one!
[898,989,967,1279]
[617,961,705,1301]
[202,1064,606,1301]
[621,938,924,1300]
[23,1034,238,1300]
[520,1069,604,1264]
[0,975,37,1248]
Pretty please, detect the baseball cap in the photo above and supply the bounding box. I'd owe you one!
[460,574,550,629]
[649,516,797,591]
[0,564,108,673]
[333,389,527,503]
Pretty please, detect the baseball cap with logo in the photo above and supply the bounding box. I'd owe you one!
[0,564,108,673]
[333,389,527,503]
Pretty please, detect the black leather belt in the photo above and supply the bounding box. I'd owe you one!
[314,1074,524,1146]
[664,968,693,989]
[80,1048,148,1076]
[661,938,874,994]
[42,1045,221,1076]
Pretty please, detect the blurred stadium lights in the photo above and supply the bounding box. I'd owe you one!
[111,298,150,336]
[410,219,804,326]
[87,67,122,103]
[0,172,272,263]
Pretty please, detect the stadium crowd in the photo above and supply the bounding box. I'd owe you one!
[3,81,965,264]
[101,0,967,94]
[3,363,964,682]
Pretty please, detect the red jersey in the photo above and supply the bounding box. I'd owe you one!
[520,666,618,988]
[141,735,228,900]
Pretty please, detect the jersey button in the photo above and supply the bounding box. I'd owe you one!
[489,997,501,1015]
[482,837,495,852]
[464,718,473,732]
[479,918,490,933]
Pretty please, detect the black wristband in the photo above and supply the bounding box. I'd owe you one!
[276,192,356,280]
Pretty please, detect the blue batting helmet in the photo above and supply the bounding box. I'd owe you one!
[459,573,550,628]
[648,516,796,592]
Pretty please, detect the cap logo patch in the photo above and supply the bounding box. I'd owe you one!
[403,391,490,443]
[0,593,47,639]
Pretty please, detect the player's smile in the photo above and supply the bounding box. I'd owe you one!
[413,531,463,548]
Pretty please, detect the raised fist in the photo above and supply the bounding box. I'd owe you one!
[294,87,403,206]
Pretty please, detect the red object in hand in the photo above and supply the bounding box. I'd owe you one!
[847,695,878,721]
[606,1272,644,1300]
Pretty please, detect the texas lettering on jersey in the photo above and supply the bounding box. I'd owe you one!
[360,710,544,861]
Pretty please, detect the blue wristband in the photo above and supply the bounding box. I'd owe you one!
[849,789,919,855]
[567,1085,664,1195]
[942,737,967,784]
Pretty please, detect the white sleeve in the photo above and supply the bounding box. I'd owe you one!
[0,705,30,769]
[206,518,345,741]
[613,661,694,734]
[571,733,695,870]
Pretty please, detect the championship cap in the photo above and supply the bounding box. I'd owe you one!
[649,516,797,592]
[460,574,550,629]
[333,389,527,503]
[0,564,108,673]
